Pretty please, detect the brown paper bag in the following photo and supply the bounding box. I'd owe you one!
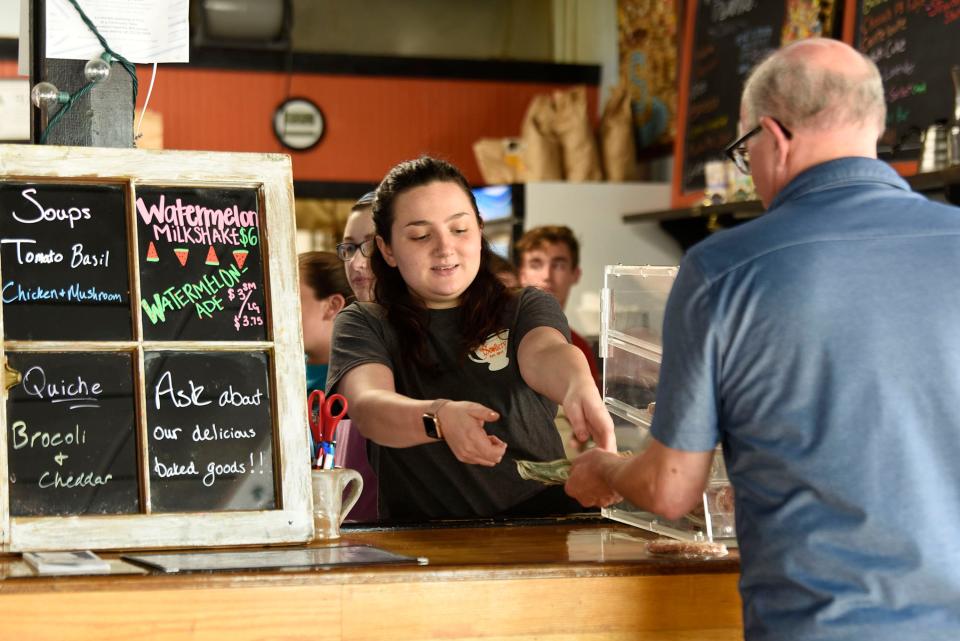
[600,81,637,182]
[520,94,565,181]
[473,137,526,184]
[553,86,603,182]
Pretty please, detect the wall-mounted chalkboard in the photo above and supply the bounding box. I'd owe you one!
[0,145,310,553]
[0,183,132,340]
[145,351,275,513]
[853,0,960,161]
[136,187,268,341]
[678,1,786,198]
[672,1,837,206]
[5,351,139,516]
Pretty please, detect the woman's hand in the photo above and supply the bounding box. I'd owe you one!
[562,383,617,452]
[438,401,507,466]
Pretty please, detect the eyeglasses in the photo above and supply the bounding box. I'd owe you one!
[336,238,376,261]
[723,118,793,174]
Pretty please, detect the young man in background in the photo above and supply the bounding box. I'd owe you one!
[515,225,600,386]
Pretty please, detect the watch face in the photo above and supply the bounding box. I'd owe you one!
[422,414,440,439]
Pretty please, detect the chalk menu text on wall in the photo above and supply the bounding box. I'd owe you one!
[136,187,267,341]
[681,0,785,194]
[6,352,139,516]
[145,351,275,513]
[0,183,131,340]
[856,0,960,161]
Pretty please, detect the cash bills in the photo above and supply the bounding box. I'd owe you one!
[516,457,572,485]
[517,452,634,485]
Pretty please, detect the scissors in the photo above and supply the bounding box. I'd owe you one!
[308,390,348,447]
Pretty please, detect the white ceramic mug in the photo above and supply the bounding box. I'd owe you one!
[310,468,363,540]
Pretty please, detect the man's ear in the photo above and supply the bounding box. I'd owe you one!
[376,235,397,267]
[324,293,346,320]
[762,116,791,169]
[572,266,582,285]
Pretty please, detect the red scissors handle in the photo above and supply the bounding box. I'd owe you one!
[307,389,326,445]
[321,393,348,442]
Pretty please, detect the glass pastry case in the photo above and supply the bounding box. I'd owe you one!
[599,265,736,546]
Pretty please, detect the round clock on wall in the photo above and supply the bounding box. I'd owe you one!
[273,98,325,151]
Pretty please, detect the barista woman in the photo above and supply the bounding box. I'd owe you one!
[327,157,615,520]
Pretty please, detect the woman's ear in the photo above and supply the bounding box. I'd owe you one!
[377,235,397,267]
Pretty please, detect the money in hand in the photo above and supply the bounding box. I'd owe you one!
[516,458,572,485]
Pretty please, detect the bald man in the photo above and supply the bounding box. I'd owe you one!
[566,38,960,641]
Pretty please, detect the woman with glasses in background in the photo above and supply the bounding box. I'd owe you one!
[338,192,377,302]
[328,191,381,521]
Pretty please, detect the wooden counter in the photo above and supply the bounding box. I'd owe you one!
[0,519,742,641]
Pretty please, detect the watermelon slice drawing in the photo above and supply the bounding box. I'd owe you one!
[146,241,159,262]
[233,249,249,269]
[205,245,219,266]
[174,247,189,266]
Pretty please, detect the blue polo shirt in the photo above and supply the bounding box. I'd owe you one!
[651,157,960,641]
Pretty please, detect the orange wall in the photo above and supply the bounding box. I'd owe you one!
[1,59,596,185]
[134,65,597,185]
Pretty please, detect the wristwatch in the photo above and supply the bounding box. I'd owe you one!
[422,399,450,440]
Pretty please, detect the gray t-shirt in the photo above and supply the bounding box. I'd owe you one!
[327,287,569,520]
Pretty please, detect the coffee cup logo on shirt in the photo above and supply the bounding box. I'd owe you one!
[469,330,509,371]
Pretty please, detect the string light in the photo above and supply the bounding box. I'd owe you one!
[30,82,70,109]
[32,0,138,144]
[83,52,112,83]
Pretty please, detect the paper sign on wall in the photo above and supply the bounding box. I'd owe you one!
[45,0,189,63]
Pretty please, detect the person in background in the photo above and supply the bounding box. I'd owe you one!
[339,191,377,303]
[488,252,519,289]
[333,190,380,522]
[565,38,960,641]
[515,225,600,386]
[299,251,355,392]
[327,156,615,521]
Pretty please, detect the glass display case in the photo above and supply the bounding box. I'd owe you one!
[599,265,736,546]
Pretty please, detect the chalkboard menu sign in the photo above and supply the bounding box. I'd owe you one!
[6,351,139,516]
[854,0,960,161]
[136,187,267,341]
[0,145,310,552]
[145,351,275,513]
[0,183,132,340]
[672,1,840,206]
[678,1,786,196]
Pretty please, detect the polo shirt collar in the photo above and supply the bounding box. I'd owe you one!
[767,157,912,211]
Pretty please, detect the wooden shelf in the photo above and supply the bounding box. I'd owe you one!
[624,167,960,225]
[623,199,763,224]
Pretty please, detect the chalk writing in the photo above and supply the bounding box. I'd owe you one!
[5,352,139,516]
[0,183,132,340]
[855,0,960,160]
[10,188,91,229]
[136,187,266,341]
[140,263,246,325]
[145,351,275,512]
[680,1,787,193]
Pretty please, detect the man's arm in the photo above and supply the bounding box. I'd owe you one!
[517,326,616,451]
[338,362,507,466]
[565,439,713,520]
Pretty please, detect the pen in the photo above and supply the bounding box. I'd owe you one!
[322,441,336,470]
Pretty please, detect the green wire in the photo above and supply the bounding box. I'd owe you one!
[40,0,140,144]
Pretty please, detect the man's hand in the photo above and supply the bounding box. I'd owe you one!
[565,448,624,507]
[438,401,507,466]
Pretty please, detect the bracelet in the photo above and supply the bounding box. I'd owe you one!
[427,399,451,439]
